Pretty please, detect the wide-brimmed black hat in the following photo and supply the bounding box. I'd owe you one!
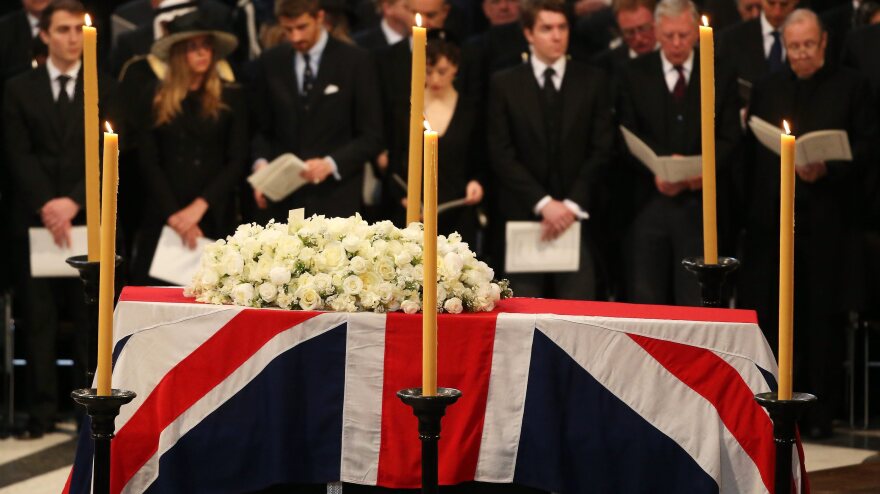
[150,10,238,62]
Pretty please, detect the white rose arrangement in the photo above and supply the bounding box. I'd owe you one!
[185,213,513,313]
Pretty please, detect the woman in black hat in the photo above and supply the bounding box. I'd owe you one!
[131,13,247,284]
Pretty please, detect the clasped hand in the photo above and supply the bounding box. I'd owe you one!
[168,198,208,249]
[41,197,79,248]
[540,199,576,241]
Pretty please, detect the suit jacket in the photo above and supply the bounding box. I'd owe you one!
[717,18,769,87]
[3,66,117,230]
[617,50,741,215]
[375,40,412,178]
[742,65,879,311]
[459,22,529,103]
[352,25,389,52]
[250,37,384,217]
[488,60,614,220]
[842,24,880,99]
[0,10,38,84]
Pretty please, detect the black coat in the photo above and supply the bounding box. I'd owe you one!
[841,24,880,100]
[488,60,614,220]
[0,10,39,84]
[375,39,411,180]
[352,25,390,52]
[617,50,741,217]
[717,18,770,87]
[3,66,117,231]
[458,22,529,103]
[250,37,384,217]
[741,65,879,313]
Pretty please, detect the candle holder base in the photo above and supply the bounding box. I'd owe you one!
[71,388,136,494]
[755,392,817,494]
[682,256,740,308]
[397,387,462,494]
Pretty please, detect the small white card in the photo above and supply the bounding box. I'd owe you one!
[28,226,88,277]
[504,221,581,273]
[148,226,214,286]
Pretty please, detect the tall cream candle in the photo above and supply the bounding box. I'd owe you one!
[83,14,100,261]
[96,123,119,396]
[422,122,438,397]
[407,14,426,225]
[699,16,718,265]
[778,120,795,400]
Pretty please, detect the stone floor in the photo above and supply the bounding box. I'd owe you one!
[1,422,878,493]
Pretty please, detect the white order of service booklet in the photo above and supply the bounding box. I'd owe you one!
[620,126,703,183]
[748,116,852,166]
[148,226,214,286]
[28,226,88,277]
[505,221,581,273]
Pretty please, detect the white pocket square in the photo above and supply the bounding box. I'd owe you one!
[324,84,339,95]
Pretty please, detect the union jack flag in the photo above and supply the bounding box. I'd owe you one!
[65,287,805,493]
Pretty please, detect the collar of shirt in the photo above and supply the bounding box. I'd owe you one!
[380,18,404,45]
[530,53,566,91]
[46,58,81,101]
[294,28,329,92]
[660,50,693,93]
[27,12,39,37]
[629,42,659,59]
[760,12,786,60]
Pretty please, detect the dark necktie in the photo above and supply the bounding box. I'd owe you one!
[542,67,557,104]
[56,74,72,124]
[768,30,784,73]
[302,53,315,98]
[672,65,686,102]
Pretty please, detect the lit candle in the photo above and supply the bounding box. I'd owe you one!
[699,16,718,265]
[422,121,438,397]
[778,120,795,400]
[96,122,119,396]
[407,14,426,225]
[83,14,100,261]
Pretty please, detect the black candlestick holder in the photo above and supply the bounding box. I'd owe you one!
[66,255,123,385]
[682,256,740,308]
[397,387,462,494]
[71,388,136,494]
[755,392,817,494]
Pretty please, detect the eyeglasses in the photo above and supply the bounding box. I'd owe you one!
[621,23,653,39]
[785,39,819,54]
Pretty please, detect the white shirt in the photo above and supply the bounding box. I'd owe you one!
[27,12,39,37]
[530,53,566,91]
[660,50,693,93]
[46,58,81,102]
[760,12,786,60]
[294,28,329,93]
[380,18,404,46]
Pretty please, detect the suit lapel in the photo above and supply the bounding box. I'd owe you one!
[517,63,545,146]
[275,43,300,105]
[63,71,85,142]
[308,37,338,110]
[35,67,65,143]
[560,64,586,142]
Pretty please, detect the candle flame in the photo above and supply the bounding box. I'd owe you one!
[702,15,709,27]
[783,120,791,135]
[423,120,432,132]
[415,13,422,27]
[105,122,114,134]
[85,14,92,27]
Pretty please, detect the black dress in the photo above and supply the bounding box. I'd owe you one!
[132,84,247,284]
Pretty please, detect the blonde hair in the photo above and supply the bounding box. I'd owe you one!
[153,36,226,126]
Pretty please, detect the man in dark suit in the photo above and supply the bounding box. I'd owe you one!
[820,0,858,60]
[617,0,740,305]
[488,0,614,299]
[739,9,878,437]
[4,0,116,438]
[250,0,383,219]
[591,0,657,81]
[352,0,413,51]
[717,0,798,94]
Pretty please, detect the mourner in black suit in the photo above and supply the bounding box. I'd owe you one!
[488,0,614,299]
[3,0,116,438]
[351,0,411,51]
[717,0,798,95]
[591,0,657,94]
[249,0,383,219]
[740,9,879,437]
[820,0,856,60]
[617,0,740,305]
[130,12,246,283]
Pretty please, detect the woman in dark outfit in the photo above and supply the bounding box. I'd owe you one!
[131,13,246,284]
[393,35,485,247]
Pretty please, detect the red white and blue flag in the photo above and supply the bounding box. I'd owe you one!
[64,287,805,493]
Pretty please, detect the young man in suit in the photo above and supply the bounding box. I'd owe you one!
[249,0,383,220]
[740,9,879,437]
[717,0,798,91]
[3,0,116,438]
[352,0,413,51]
[488,0,614,299]
[617,0,740,305]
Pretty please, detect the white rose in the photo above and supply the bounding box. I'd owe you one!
[342,275,364,295]
[298,247,316,262]
[489,283,502,302]
[473,296,494,312]
[313,272,333,294]
[349,256,368,274]
[297,287,322,310]
[443,297,463,314]
[342,234,363,253]
[318,241,347,270]
[222,251,244,276]
[401,299,421,314]
[376,259,396,281]
[329,294,357,312]
[269,266,292,285]
[376,281,394,303]
[258,282,278,302]
[201,269,219,286]
[394,251,413,267]
[360,270,382,288]
[443,252,464,278]
[231,283,255,306]
[360,290,380,309]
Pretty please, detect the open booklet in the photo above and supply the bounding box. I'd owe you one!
[620,126,702,183]
[391,173,470,215]
[149,226,215,286]
[28,226,87,277]
[246,153,308,202]
[505,221,581,273]
[747,116,852,167]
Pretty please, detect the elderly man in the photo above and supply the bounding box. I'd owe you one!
[592,0,657,77]
[717,0,799,91]
[617,0,740,305]
[352,0,413,51]
[740,9,879,438]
